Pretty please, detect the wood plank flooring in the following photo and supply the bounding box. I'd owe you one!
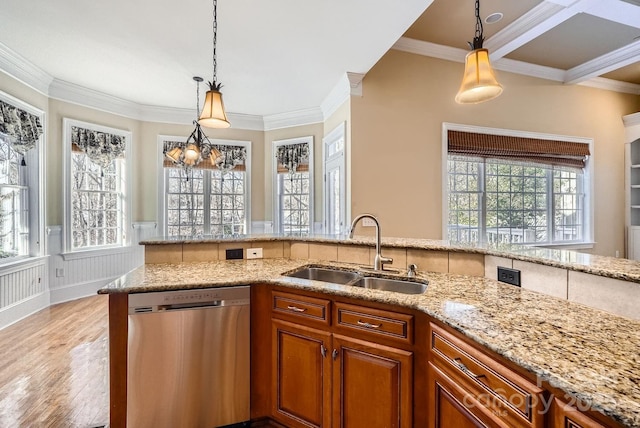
[0,295,109,428]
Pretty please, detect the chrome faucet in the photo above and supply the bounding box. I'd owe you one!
[348,214,393,271]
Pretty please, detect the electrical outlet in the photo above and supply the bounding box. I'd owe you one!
[225,248,243,260]
[246,247,263,259]
[362,218,376,227]
[497,266,521,287]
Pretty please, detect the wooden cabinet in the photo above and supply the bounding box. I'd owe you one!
[428,322,545,428]
[269,288,414,428]
[551,398,608,428]
[332,334,413,428]
[271,319,331,428]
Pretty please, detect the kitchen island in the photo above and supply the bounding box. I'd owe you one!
[101,235,640,428]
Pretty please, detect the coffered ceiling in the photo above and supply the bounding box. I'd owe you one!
[399,0,640,88]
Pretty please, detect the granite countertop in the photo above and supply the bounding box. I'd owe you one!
[140,233,640,284]
[99,258,640,427]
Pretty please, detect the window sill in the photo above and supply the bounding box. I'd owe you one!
[61,245,135,261]
[529,242,595,250]
[0,255,48,274]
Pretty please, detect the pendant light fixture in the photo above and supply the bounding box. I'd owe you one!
[199,0,231,128]
[455,0,503,104]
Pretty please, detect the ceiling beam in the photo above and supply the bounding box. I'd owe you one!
[564,39,640,83]
[487,0,603,61]
[584,0,640,29]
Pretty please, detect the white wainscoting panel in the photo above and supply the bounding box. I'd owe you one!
[0,258,48,330]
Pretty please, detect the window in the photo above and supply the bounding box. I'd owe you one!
[444,125,592,246]
[273,137,314,234]
[323,123,346,234]
[159,137,251,237]
[63,119,131,251]
[0,93,44,261]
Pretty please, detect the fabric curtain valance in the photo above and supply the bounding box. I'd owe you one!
[276,143,310,174]
[0,99,43,161]
[163,141,247,172]
[447,130,590,169]
[71,126,126,169]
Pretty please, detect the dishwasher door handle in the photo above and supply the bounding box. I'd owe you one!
[158,301,223,311]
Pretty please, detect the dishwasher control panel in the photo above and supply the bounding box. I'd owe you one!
[128,286,250,314]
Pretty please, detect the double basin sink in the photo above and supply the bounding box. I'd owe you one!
[284,266,428,295]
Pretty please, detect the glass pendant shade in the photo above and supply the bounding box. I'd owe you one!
[455,48,503,104]
[209,146,222,165]
[199,89,231,128]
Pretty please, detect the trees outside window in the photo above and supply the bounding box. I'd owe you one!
[64,119,131,252]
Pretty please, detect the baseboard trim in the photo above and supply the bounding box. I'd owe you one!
[0,292,49,330]
[49,278,116,305]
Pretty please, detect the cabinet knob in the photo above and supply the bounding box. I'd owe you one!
[332,349,339,360]
[320,344,327,358]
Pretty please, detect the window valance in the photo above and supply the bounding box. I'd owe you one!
[163,141,247,172]
[276,143,309,174]
[71,126,126,169]
[447,130,590,169]
[0,99,43,162]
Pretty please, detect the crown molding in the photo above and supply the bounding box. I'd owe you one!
[321,74,351,120]
[392,37,640,95]
[263,107,324,131]
[578,77,640,95]
[0,42,53,95]
[623,112,640,127]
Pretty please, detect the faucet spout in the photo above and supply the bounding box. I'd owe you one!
[348,214,392,271]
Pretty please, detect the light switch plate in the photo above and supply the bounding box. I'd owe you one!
[247,247,263,259]
[362,218,376,227]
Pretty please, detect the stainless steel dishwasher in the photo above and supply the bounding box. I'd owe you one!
[127,286,250,428]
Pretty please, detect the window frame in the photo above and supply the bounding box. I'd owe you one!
[272,136,314,234]
[157,135,252,236]
[442,123,594,249]
[63,118,132,254]
[0,91,45,265]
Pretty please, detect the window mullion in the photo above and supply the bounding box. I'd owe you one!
[203,170,211,235]
[479,160,487,245]
[547,168,554,244]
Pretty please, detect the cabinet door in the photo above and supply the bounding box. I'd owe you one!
[427,363,506,428]
[551,398,608,428]
[272,319,332,428]
[332,334,413,428]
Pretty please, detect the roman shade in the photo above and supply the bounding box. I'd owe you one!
[276,142,309,174]
[71,126,126,169]
[0,99,42,161]
[447,130,590,169]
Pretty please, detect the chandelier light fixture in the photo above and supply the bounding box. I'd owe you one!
[164,76,221,176]
[199,0,231,128]
[455,0,503,104]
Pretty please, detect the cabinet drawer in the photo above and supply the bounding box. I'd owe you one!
[334,302,413,345]
[430,323,543,427]
[271,290,331,326]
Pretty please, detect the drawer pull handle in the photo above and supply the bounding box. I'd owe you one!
[287,305,307,313]
[357,320,381,329]
[454,357,486,380]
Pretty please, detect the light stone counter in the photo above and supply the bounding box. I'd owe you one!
[99,258,640,427]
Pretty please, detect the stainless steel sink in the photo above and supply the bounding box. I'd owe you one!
[352,277,428,294]
[286,267,360,284]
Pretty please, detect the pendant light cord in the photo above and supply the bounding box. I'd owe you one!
[471,0,484,49]
[196,79,201,118]
[212,0,218,84]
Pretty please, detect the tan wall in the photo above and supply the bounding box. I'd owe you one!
[351,50,640,256]
[264,123,325,223]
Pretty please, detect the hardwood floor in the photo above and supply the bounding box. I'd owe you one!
[0,295,109,428]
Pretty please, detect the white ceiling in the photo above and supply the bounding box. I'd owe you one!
[0,0,430,119]
[0,0,638,126]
